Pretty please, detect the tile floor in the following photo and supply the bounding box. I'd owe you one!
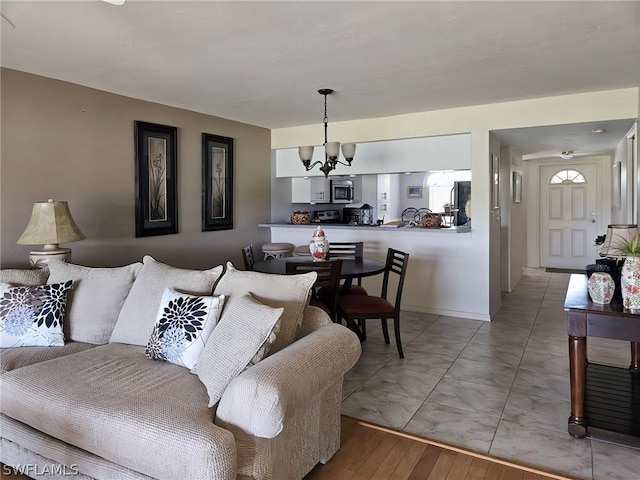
[341,268,640,480]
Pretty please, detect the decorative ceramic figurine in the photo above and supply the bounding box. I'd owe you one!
[309,226,329,261]
[588,272,615,305]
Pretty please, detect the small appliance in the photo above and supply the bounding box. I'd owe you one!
[342,207,361,225]
[330,179,354,203]
[314,209,341,223]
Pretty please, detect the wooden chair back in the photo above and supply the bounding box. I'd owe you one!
[328,242,363,259]
[381,248,410,310]
[242,244,255,270]
[286,259,342,321]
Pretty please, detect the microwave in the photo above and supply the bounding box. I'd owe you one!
[330,179,354,203]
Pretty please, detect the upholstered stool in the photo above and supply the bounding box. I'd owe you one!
[294,245,312,256]
[261,242,295,260]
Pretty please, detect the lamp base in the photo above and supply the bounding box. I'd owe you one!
[29,248,72,269]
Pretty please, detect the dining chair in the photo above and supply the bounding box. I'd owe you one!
[337,248,409,358]
[286,259,342,322]
[327,241,368,295]
[241,244,255,270]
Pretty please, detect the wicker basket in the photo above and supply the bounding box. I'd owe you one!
[290,211,311,225]
[421,213,442,228]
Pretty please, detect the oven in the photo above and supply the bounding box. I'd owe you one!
[330,179,354,203]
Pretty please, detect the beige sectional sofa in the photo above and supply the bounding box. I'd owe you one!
[0,257,361,480]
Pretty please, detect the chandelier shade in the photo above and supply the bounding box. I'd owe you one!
[298,89,356,178]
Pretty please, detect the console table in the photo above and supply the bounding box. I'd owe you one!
[564,274,640,445]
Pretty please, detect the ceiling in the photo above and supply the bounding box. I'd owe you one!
[1,1,638,158]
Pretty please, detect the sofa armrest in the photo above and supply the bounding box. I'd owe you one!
[216,323,361,438]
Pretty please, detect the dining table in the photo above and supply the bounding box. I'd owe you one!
[252,256,386,290]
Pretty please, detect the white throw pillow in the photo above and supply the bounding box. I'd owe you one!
[47,260,142,344]
[193,292,283,407]
[0,281,73,347]
[213,262,316,355]
[109,256,224,346]
[145,288,226,369]
[0,267,49,286]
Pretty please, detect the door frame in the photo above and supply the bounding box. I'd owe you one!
[525,155,611,268]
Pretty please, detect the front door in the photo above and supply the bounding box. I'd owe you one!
[539,163,600,269]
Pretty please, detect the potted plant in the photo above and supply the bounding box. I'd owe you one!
[620,235,640,311]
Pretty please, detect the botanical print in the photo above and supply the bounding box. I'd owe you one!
[210,146,226,219]
[0,281,72,347]
[148,137,167,222]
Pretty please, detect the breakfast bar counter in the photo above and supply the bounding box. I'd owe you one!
[258,222,487,321]
[258,222,471,234]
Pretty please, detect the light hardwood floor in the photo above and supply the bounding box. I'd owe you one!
[305,416,579,480]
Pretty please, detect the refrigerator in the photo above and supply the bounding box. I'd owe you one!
[452,181,471,226]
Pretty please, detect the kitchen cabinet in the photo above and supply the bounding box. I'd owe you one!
[310,177,331,203]
[291,177,330,203]
[291,177,311,203]
[376,174,402,221]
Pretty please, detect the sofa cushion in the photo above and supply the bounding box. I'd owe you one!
[0,281,73,347]
[0,342,96,374]
[109,256,224,346]
[0,343,237,480]
[0,268,49,287]
[213,262,316,355]
[46,260,142,344]
[145,288,226,369]
[193,293,283,407]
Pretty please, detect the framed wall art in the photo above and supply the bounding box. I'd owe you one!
[202,133,234,231]
[407,186,422,199]
[513,172,523,203]
[134,121,178,237]
[613,161,621,208]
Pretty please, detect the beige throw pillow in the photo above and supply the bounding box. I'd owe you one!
[213,262,316,355]
[0,267,49,286]
[193,292,283,407]
[109,256,224,346]
[47,260,142,344]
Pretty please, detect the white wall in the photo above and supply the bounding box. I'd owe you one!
[272,88,639,319]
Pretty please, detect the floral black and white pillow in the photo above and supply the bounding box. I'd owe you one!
[145,288,226,369]
[0,280,73,347]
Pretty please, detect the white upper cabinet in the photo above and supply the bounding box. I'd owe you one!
[276,134,471,178]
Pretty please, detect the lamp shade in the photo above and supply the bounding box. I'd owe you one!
[599,224,639,258]
[17,199,85,246]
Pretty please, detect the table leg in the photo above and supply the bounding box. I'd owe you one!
[631,342,640,373]
[568,335,588,438]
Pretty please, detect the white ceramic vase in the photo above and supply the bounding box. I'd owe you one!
[620,256,640,311]
[587,272,615,305]
[309,226,329,261]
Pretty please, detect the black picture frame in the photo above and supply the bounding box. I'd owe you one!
[202,133,234,231]
[134,121,178,237]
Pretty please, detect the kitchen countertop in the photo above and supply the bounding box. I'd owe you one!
[258,222,471,233]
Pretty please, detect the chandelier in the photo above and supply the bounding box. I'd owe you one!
[298,89,356,178]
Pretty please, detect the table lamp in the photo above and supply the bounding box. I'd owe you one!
[599,224,639,258]
[17,199,85,268]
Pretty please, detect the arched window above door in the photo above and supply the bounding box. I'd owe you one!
[549,169,586,184]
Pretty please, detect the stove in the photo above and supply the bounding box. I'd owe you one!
[314,210,341,223]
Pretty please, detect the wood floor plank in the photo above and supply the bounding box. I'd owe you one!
[406,444,445,480]
[426,449,458,480]
[351,432,400,479]
[388,441,428,480]
[464,457,491,480]
[370,436,418,479]
[445,453,474,480]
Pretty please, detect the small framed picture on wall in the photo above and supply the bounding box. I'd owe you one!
[407,186,422,199]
